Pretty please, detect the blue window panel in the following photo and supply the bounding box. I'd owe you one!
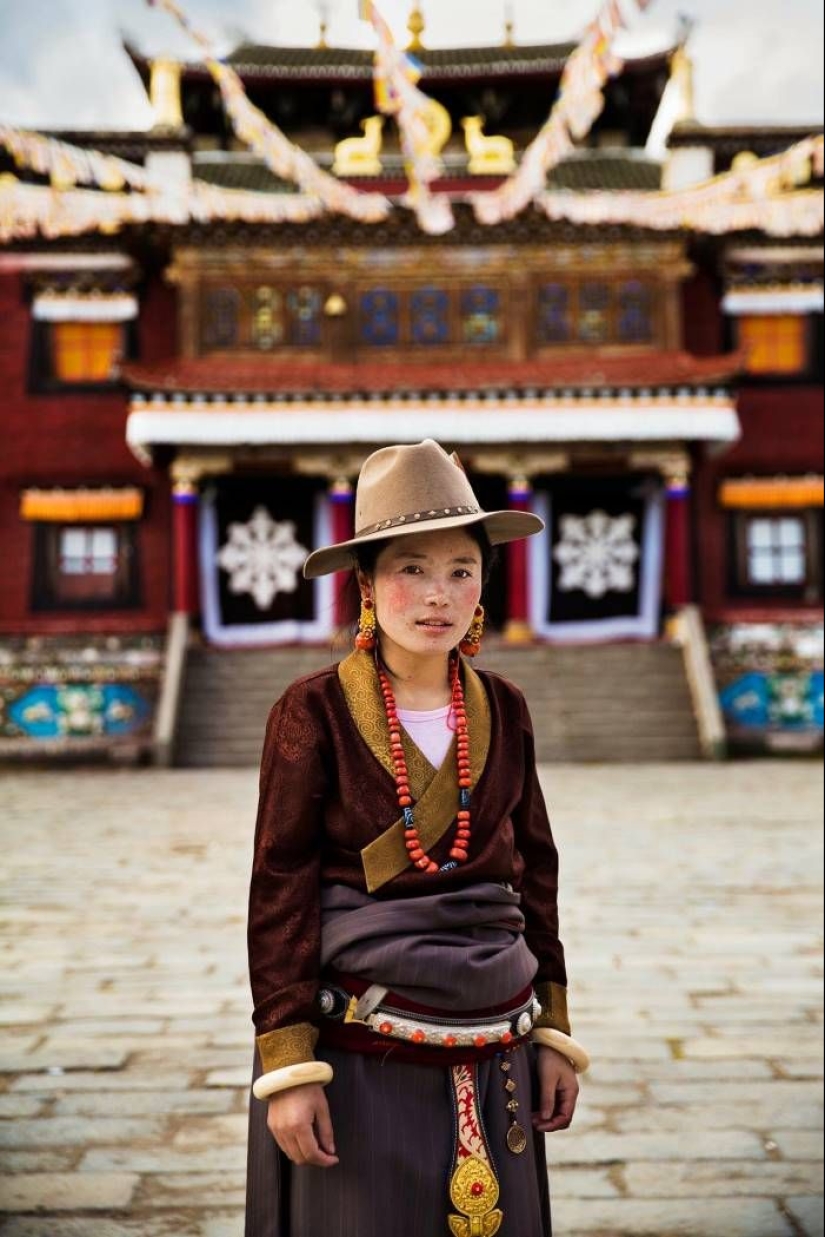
[361,290,400,347]
[578,282,610,343]
[203,288,241,350]
[618,280,654,344]
[462,286,501,345]
[411,288,451,346]
[537,284,571,344]
[288,287,323,346]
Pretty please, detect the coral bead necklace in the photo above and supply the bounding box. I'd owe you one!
[377,652,472,874]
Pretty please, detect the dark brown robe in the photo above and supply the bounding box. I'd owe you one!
[245,652,569,1237]
[248,655,569,1050]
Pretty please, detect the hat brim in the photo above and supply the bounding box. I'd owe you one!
[303,509,545,579]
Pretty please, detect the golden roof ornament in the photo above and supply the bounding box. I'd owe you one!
[504,2,516,47]
[317,1,331,49]
[670,44,696,124]
[149,58,184,131]
[407,4,426,51]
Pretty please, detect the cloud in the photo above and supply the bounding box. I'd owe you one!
[0,0,822,128]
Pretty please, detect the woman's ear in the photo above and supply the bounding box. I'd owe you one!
[356,567,372,597]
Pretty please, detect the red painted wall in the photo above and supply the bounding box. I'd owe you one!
[694,384,825,620]
[0,268,175,635]
[682,271,824,620]
[683,270,724,357]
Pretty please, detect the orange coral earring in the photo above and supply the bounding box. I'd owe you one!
[355,596,377,651]
[459,605,485,658]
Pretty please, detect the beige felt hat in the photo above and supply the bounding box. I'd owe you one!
[304,440,544,580]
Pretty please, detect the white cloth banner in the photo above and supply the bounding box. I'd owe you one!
[33,292,139,322]
[723,286,825,315]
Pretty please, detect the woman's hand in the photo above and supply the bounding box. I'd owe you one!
[532,1045,580,1134]
[267,1083,339,1168]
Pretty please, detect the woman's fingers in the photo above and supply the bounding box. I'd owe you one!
[533,1047,580,1135]
[533,1076,579,1133]
[295,1124,339,1169]
[315,1095,337,1159]
[266,1084,339,1168]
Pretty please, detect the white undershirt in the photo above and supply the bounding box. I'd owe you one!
[396,704,455,770]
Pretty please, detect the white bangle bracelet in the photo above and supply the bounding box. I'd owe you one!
[252,1061,334,1102]
[531,1027,591,1074]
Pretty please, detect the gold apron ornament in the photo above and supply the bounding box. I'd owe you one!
[447,1064,503,1237]
[500,1057,528,1155]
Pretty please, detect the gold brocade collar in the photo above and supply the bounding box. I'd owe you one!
[338,650,492,893]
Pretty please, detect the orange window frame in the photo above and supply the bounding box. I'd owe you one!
[737,315,808,376]
[51,322,124,384]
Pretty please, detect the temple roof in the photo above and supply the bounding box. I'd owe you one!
[123,351,742,400]
[669,122,824,149]
[668,122,825,173]
[127,40,673,87]
[192,149,663,193]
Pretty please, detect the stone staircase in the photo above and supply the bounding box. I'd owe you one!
[174,639,702,766]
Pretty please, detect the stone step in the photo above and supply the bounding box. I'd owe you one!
[175,640,703,766]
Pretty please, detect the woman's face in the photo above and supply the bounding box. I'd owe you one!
[364,528,483,661]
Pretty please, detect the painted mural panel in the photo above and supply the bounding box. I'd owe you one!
[0,636,162,751]
[710,622,825,752]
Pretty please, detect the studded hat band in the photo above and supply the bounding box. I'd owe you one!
[356,504,482,540]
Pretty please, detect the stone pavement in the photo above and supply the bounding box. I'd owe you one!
[0,761,822,1237]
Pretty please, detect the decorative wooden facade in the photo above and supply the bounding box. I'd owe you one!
[1,21,822,757]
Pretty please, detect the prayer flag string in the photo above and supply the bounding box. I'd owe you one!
[0,123,151,193]
[473,0,654,226]
[147,0,390,224]
[361,0,455,235]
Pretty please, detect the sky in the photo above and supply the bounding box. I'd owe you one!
[0,0,822,131]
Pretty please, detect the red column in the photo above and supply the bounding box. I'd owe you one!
[504,475,533,643]
[329,478,356,627]
[172,481,200,616]
[664,470,693,610]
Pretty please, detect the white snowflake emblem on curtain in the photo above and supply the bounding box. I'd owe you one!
[553,509,640,598]
[217,507,308,610]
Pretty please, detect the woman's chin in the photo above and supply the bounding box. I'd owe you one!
[384,628,457,658]
[414,625,457,648]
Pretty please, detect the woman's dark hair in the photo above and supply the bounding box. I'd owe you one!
[333,524,498,649]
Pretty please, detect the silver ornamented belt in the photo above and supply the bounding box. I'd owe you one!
[317,983,542,1050]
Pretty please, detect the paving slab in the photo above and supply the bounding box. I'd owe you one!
[0,760,821,1236]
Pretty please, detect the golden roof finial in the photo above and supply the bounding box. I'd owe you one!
[504,2,516,47]
[407,4,425,51]
[149,58,184,131]
[671,44,696,123]
[317,1,330,48]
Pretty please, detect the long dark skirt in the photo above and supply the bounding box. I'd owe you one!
[245,1043,552,1237]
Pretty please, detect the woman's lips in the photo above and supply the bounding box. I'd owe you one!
[416,620,453,629]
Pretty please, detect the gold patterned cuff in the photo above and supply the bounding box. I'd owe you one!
[256,1023,319,1074]
[533,982,572,1036]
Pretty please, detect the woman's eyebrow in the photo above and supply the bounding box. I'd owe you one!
[394,552,479,564]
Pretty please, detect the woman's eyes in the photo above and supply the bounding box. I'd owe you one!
[398,565,475,578]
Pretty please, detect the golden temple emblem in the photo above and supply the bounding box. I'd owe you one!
[333,116,385,177]
[420,97,453,162]
[461,117,516,176]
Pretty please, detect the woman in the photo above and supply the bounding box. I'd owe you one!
[245,440,589,1237]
